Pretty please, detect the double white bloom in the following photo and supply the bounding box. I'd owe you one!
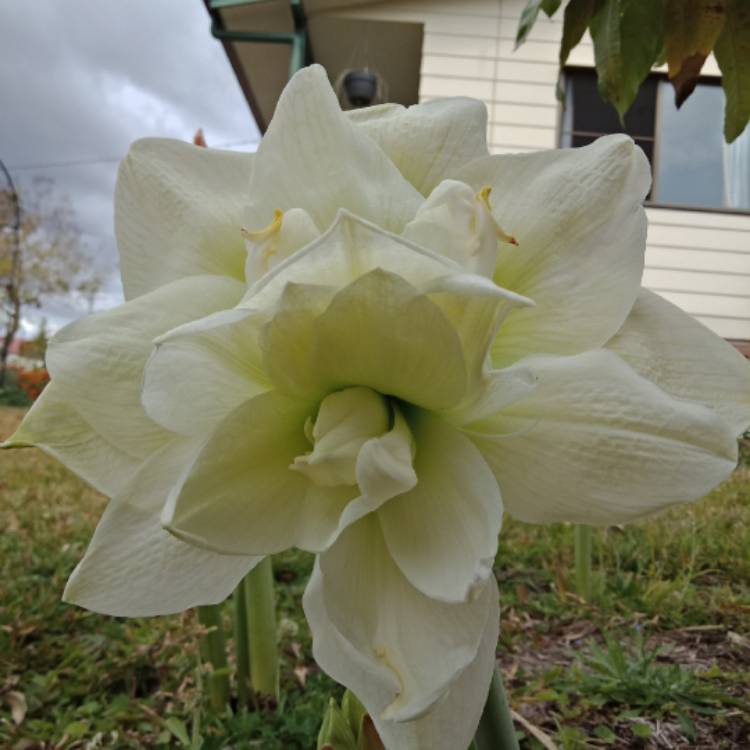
[8,66,750,749]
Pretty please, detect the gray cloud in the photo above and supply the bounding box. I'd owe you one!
[1,0,259,333]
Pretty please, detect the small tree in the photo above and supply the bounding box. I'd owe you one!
[0,176,103,386]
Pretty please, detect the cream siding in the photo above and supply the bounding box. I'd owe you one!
[318,0,750,340]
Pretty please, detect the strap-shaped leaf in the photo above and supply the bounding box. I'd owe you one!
[665,0,727,106]
[714,0,750,142]
[589,0,664,119]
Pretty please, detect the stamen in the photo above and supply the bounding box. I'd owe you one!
[240,209,283,242]
[241,209,284,270]
[477,186,518,246]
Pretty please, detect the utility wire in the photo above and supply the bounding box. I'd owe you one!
[7,138,259,172]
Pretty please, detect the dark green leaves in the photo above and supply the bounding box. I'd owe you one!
[560,0,598,68]
[589,0,664,120]
[514,0,750,141]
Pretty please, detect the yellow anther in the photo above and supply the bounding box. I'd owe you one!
[241,209,283,242]
[241,209,284,270]
[476,186,518,246]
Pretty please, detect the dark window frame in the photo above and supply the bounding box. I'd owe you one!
[560,66,750,217]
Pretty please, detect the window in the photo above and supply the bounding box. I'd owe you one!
[561,68,750,212]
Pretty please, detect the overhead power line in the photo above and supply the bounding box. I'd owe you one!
[6,138,259,172]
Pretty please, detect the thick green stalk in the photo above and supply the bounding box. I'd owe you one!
[244,556,279,699]
[474,666,519,750]
[575,524,593,601]
[197,604,230,712]
[233,582,251,709]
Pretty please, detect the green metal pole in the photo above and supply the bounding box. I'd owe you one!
[245,557,279,699]
[233,583,252,710]
[575,524,593,601]
[197,604,230,712]
[474,666,519,750]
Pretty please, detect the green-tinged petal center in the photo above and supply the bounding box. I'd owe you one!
[291,386,390,487]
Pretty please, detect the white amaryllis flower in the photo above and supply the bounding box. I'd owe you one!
[7,65,750,749]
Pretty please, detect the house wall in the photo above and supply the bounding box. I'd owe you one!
[318,0,750,341]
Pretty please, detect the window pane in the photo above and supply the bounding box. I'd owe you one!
[655,80,750,211]
[563,68,656,140]
[562,69,656,199]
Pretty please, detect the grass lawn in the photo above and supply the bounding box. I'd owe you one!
[1,405,749,749]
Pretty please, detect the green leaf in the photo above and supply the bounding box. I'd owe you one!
[676,710,698,741]
[631,722,653,738]
[542,0,563,15]
[589,0,665,118]
[63,720,90,739]
[516,0,546,48]
[593,725,617,743]
[714,0,750,142]
[560,0,598,66]
[165,717,191,747]
[664,0,727,106]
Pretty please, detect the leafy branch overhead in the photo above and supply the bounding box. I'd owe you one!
[516,0,750,142]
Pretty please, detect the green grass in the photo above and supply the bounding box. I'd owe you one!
[1,406,749,749]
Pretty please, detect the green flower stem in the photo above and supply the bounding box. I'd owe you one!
[474,665,519,750]
[197,604,230,711]
[233,582,251,710]
[575,524,593,601]
[244,556,279,699]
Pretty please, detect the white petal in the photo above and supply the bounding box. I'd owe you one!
[45,275,245,462]
[446,365,537,427]
[303,516,497,723]
[115,139,252,299]
[375,578,498,750]
[423,274,534,390]
[336,405,419,532]
[291,387,390,487]
[243,207,319,285]
[162,391,356,555]
[304,564,499,750]
[471,349,738,525]
[378,410,502,603]
[452,135,651,365]
[261,268,469,411]
[143,308,270,436]
[3,382,139,497]
[349,98,489,195]
[241,210,460,313]
[608,290,750,436]
[403,180,514,276]
[64,439,260,616]
[247,65,421,234]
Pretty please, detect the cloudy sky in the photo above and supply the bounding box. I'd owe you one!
[1,0,260,336]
